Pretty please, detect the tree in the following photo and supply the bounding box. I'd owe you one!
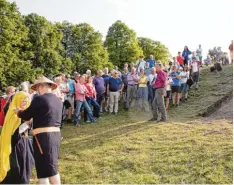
[59,22,112,73]
[0,0,36,88]
[104,20,143,67]
[138,37,169,63]
[23,13,68,76]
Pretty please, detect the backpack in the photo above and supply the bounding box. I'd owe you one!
[0,97,8,126]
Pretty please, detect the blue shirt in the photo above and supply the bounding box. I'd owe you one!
[108,77,122,92]
[146,59,156,68]
[182,50,192,61]
[102,74,110,87]
[170,71,181,87]
[68,79,75,94]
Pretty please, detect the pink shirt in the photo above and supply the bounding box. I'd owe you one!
[153,70,166,89]
[75,82,87,101]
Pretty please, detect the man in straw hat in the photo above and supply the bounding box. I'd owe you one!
[14,76,62,184]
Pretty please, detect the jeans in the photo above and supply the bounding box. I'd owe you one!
[152,88,167,121]
[74,100,94,124]
[138,87,149,111]
[109,91,120,113]
[84,97,100,121]
[148,85,154,104]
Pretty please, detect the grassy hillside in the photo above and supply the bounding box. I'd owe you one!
[45,66,233,183]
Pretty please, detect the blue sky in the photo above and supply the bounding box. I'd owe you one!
[8,0,234,57]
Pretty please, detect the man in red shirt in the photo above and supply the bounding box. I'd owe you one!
[149,63,167,122]
[229,40,233,64]
[176,52,184,67]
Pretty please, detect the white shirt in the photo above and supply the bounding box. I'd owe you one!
[180,71,190,84]
[148,74,157,85]
[166,77,173,91]
[196,48,202,57]
[191,62,199,73]
[136,60,146,73]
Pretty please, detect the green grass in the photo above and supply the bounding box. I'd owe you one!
[33,66,233,184]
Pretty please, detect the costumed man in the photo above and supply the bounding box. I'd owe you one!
[14,76,62,185]
[0,91,34,184]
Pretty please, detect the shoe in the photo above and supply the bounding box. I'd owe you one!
[91,119,96,123]
[184,99,188,102]
[75,123,80,127]
[114,112,118,115]
[157,119,167,123]
[85,120,91,123]
[176,104,179,107]
[172,104,175,107]
[149,118,157,122]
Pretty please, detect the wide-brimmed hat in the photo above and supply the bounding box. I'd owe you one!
[31,76,57,91]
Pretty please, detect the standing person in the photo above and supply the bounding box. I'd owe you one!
[14,76,62,184]
[148,67,157,106]
[136,55,146,74]
[64,75,75,122]
[172,57,180,69]
[129,63,134,72]
[180,66,190,102]
[164,69,173,111]
[137,68,149,112]
[86,70,92,77]
[0,91,34,184]
[93,70,105,112]
[126,67,138,109]
[102,67,110,112]
[176,52,184,67]
[149,63,167,122]
[0,86,16,127]
[170,66,182,107]
[121,67,129,104]
[146,55,156,68]
[182,46,192,66]
[107,71,123,115]
[196,44,203,62]
[74,75,95,126]
[191,57,200,90]
[85,76,100,119]
[144,62,151,76]
[229,40,233,64]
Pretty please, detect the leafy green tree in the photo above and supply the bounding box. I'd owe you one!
[0,0,36,88]
[23,13,67,76]
[104,20,143,67]
[58,22,112,73]
[138,37,169,63]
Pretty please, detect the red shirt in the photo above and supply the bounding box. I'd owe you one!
[176,56,184,65]
[85,83,95,98]
[153,70,166,89]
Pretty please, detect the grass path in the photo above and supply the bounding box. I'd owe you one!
[56,66,233,184]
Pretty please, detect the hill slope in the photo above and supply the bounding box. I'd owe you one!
[57,66,233,184]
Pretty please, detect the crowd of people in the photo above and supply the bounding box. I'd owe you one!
[0,43,232,184]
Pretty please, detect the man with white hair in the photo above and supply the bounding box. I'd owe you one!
[102,67,110,112]
[147,67,157,106]
[86,70,92,77]
[107,70,123,115]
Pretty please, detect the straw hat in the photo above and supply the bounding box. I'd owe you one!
[31,76,57,91]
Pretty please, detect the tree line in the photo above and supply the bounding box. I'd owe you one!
[0,0,169,89]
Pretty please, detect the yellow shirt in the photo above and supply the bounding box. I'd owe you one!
[138,75,148,87]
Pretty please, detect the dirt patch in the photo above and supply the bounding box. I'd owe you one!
[204,99,233,121]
